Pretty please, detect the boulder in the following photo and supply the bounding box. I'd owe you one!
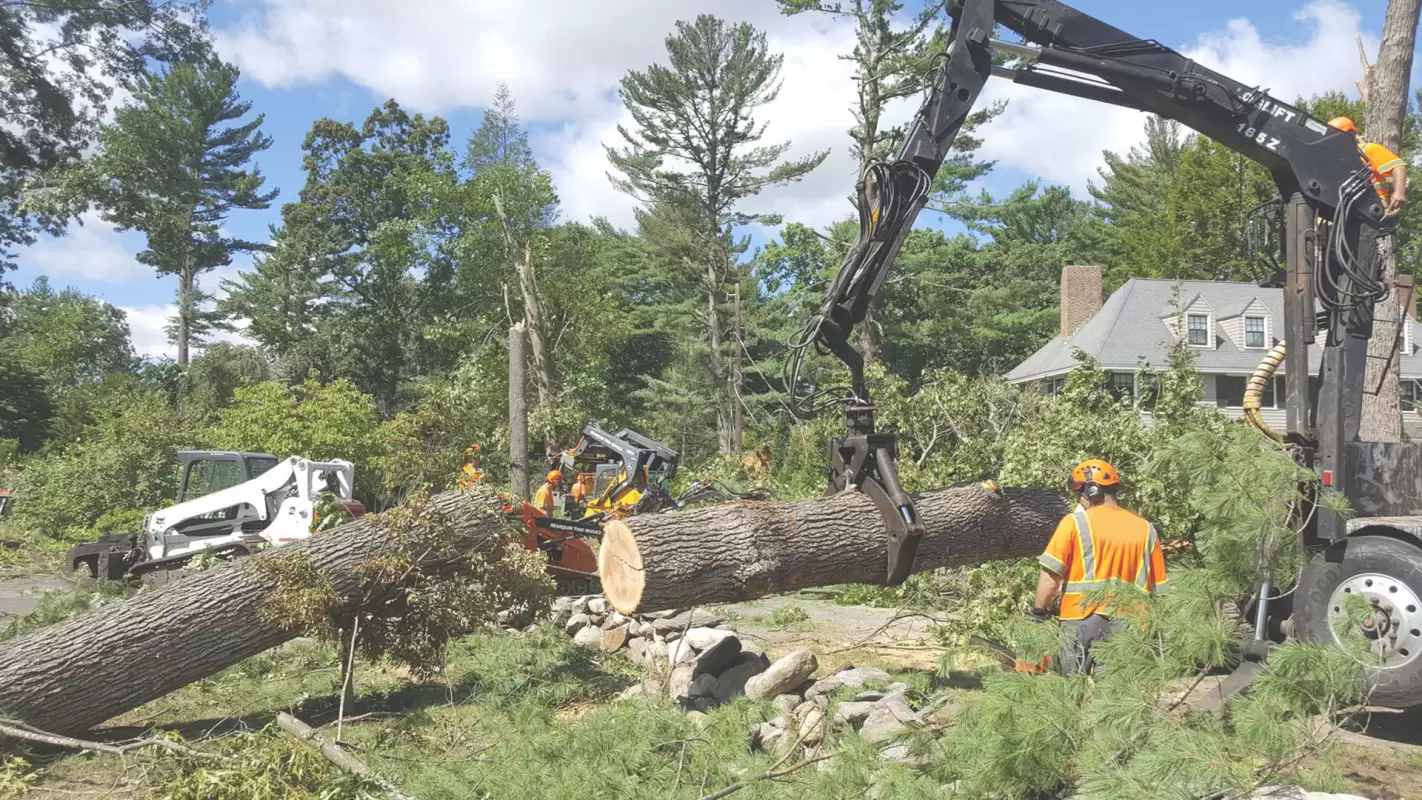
[644,640,669,666]
[833,701,878,728]
[564,613,591,636]
[640,608,683,620]
[668,638,697,665]
[689,673,719,698]
[668,664,695,702]
[617,683,647,701]
[745,651,819,701]
[570,596,590,614]
[552,596,574,613]
[650,610,725,636]
[807,667,892,698]
[682,627,736,651]
[712,655,767,705]
[797,705,827,747]
[588,597,609,615]
[628,620,653,638]
[601,624,630,653]
[772,694,801,714]
[684,710,709,727]
[739,638,764,659]
[691,635,742,677]
[572,625,604,649]
[751,718,787,752]
[859,696,918,743]
[627,636,648,665]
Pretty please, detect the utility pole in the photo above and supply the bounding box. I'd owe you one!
[733,282,744,458]
[1358,0,1421,442]
[509,322,530,499]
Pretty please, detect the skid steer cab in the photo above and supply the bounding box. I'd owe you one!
[66,451,363,586]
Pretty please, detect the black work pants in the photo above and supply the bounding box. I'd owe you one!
[1060,613,1120,675]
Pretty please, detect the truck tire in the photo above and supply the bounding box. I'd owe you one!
[1294,535,1422,708]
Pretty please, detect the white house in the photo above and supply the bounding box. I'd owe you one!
[1006,266,1422,436]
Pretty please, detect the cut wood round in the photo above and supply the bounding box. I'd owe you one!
[0,488,519,735]
[599,483,1067,614]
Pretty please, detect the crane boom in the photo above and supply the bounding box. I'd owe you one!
[791,0,1394,585]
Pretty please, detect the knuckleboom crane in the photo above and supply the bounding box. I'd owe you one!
[790,0,1420,705]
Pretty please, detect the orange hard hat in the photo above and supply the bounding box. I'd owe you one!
[546,470,563,484]
[1069,459,1121,493]
[1328,116,1357,133]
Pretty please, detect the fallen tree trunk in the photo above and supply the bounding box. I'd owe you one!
[599,483,1066,614]
[0,489,514,735]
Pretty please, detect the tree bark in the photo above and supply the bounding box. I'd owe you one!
[1357,0,1420,442]
[176,266,192,366]
[598,483,1067,614]
[493,192,555,449]
[0,488,515,735]
[509,322,530,500]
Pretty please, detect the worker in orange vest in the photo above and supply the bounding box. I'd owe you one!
[1328,116,1408,214]
[1032,459,1169,675]
[534,469,562,516]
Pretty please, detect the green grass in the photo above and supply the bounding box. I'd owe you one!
[762,605,811,629]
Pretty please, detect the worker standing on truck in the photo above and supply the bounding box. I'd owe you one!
[534,470,562,516]
[1032,459,1169,675]
[1328,117,1408,213]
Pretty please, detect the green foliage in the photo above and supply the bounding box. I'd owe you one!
[0,347,53,453]
[2,276,134,391]
[763,604,811,628]
[1,580,139,640]
[6,384,198,540]
[50,55,276,363]
[177,343,272,422]
[146,727,368,800]
[205,377,384,500]
[256,491,554,677]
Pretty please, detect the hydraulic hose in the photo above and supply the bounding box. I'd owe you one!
[1243,342,1287,442]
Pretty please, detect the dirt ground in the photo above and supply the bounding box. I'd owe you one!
[0,573,72,620]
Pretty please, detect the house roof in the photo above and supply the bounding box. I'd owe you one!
[1006,278,1422,382]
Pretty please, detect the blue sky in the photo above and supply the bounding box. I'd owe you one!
[12,0,1402,357]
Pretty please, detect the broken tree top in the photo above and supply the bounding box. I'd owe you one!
[598,483,1066,614]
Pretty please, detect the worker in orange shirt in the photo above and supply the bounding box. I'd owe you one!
[1032,459,1169,675]
[1329,116,1408,214]
[534,470,562,516]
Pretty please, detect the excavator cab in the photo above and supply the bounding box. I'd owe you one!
[172,451,281,537]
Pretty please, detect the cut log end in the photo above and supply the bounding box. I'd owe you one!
[599,518,645,614]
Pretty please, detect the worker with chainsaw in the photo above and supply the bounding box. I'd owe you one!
[1032,460,1169,675]
[1328,116,1408,214]
[534,469,562,516]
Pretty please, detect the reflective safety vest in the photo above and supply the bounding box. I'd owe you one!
[1039,505,1169,621]
[1360,141,1406,206]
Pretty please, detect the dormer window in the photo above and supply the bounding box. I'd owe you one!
[1187,313,1210,346]
[1244,315,1266,348]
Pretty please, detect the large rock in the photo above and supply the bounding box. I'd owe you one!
[572,625,604,649]
[832,701,878,728]
[627,636,648,665]
[739,638,764,659]
[797,705,828,747]
[772,694,801,714]
[711,654,768,705]
[588,597,609,615]
[859,696,918,743]
[564,613,591,636]
[570,596,590,614]
[650,609,725,635]
[644,639,669,666]
[668,664,695,702]
[745,650,818,701]
[691,635,742,677]
[640,608,682,620]
[807,667,892,698]
[682,627,735,651]
[689,673,719,698]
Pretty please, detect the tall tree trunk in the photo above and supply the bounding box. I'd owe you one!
[1357,0,1420,442]
[509,322,530,500]
[732,282,743,457]
[0,488,519,735]
[493,193,556,448]
[598,482,1066,614]
[176,266,192,366]
[707,261,732,454]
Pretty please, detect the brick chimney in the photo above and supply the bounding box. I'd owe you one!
[1060,265,1103,339]
[1397,274,1416,320]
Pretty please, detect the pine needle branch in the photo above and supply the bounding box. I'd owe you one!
[0,719,233,761]
[696,749,844,800]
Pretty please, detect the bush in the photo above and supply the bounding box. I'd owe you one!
[205,377,384,502]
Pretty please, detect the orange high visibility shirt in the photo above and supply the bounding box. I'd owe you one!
[1360,141,1406,204]
[534,483,556,516]
[1038,504,1169,621]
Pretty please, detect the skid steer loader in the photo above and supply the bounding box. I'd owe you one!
[67,450,363,586]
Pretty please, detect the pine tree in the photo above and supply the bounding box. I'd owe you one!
[608,14,829,454]
[67,55,276,365]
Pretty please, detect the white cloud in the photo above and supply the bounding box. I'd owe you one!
[978,0,1377,195]
[21,211,146,283]
[120,302,255,360]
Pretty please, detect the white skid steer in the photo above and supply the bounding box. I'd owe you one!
[67,451,364,586]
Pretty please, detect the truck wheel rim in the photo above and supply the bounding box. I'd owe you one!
[1327,572,1422,669]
